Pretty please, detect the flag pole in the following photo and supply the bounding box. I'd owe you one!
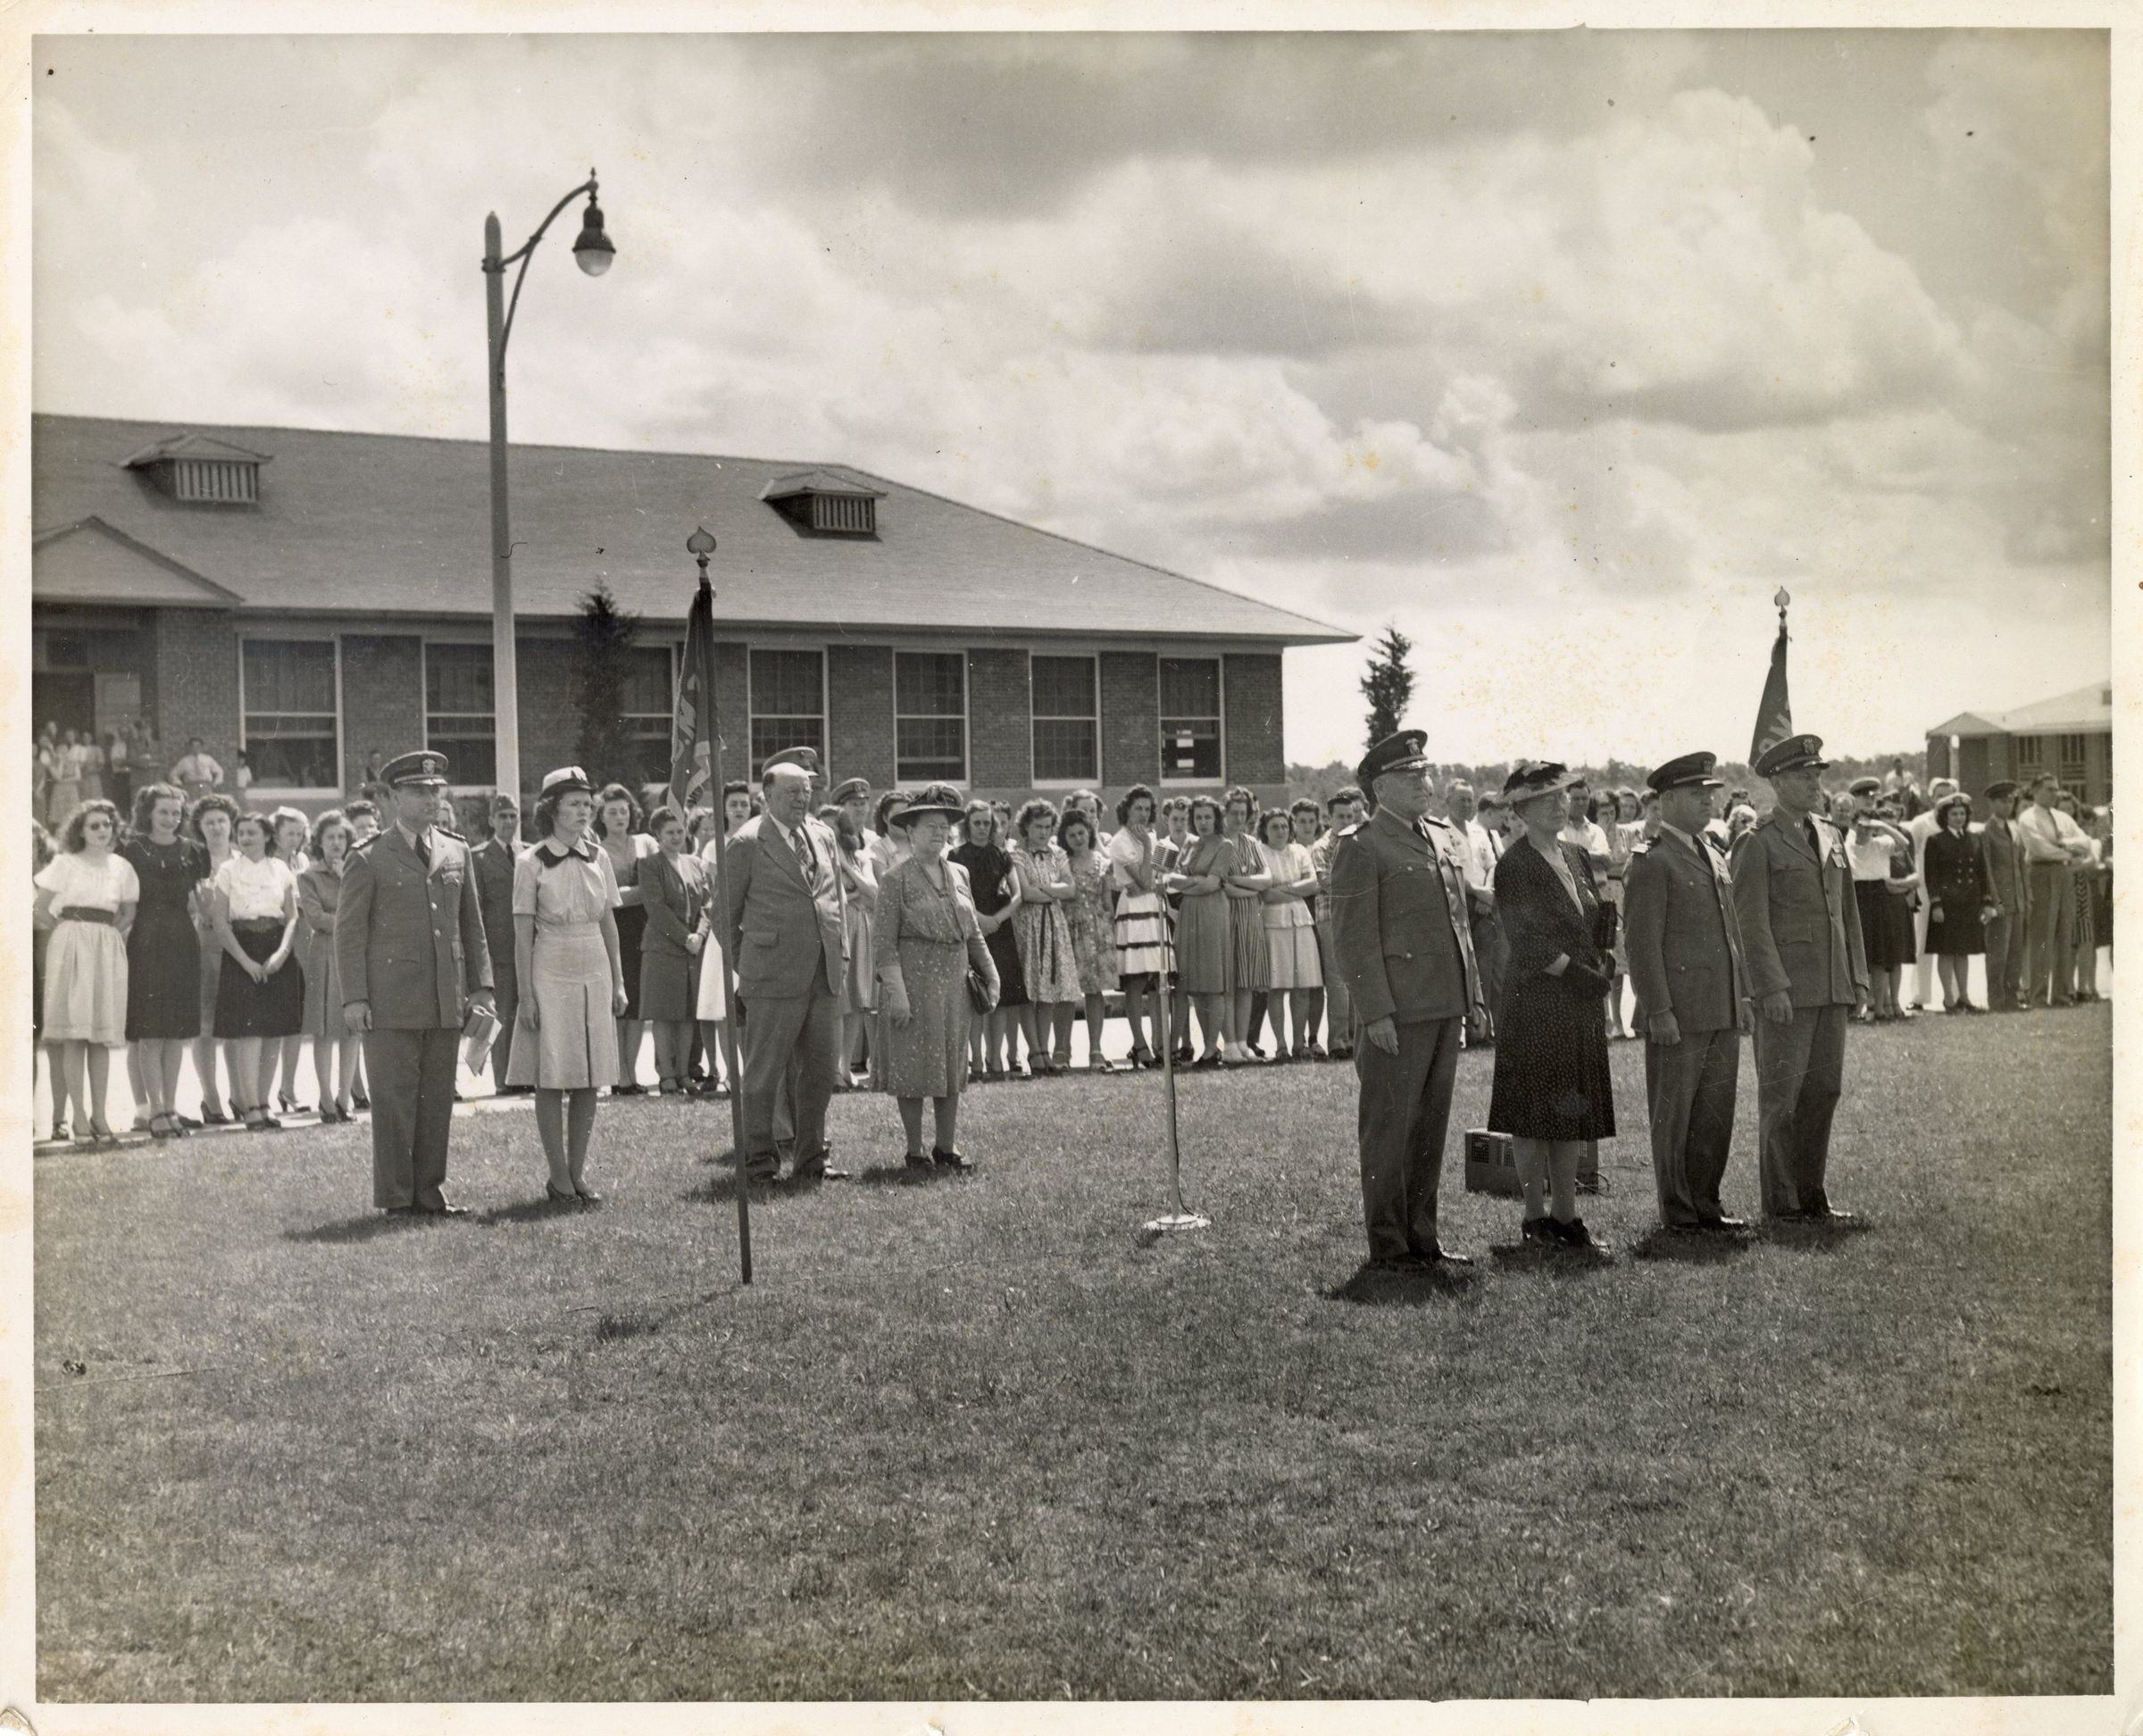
[686,527,752,1284]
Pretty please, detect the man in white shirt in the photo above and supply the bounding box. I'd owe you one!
[1558,776,1611,875]
[1459,788,1507,1045]
[2017,773,2094,1007]
[171,737,224,802]
[1903,778,1957,1009]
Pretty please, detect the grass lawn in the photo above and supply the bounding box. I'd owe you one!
[34,1004,2111,1702]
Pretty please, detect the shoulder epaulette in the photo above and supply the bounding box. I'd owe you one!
[438,827,467,843]
[347,834,379,853]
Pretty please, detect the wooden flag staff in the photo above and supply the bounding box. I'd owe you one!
[687,526,753,1284]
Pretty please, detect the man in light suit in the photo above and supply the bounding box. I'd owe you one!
[724,749,849,1182]
[1624,752,1751,1233]
[1730,734,1869,1224]
[338,750,495,1215]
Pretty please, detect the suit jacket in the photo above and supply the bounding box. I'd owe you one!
[1622,827,1748,1031]
[335,825,493,1028]
[471,836,519,970]
[1328,806,1481,1026]
[640,849,703,957]
[723,812,846,999]
[1729,809,1867,1009]
[1979,817,2029,914]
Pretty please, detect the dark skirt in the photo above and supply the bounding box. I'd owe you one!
[1855,880,1917,970]
[1487,971,1614,1141]
[638,948,697,1022]
[126,905,203,1039]
[1924,898,1986,957]
[213,919,304,1039]
[983,918,1028,1008]
[613,903,647,1018]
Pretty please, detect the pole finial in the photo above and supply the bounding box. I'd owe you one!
[1774,587,1791,613]
[686,525,716,582]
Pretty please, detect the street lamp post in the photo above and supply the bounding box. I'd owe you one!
[482,170,614,802]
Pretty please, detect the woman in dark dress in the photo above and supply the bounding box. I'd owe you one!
[950,801,1027,1080]
[1487,762,1616,1254]
[119,780,205,1139]
[1922,791,1993,1012]
[594,783,655,1095]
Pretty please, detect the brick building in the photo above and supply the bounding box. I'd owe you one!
[32,414,1350,814]
[1925,680,2114,807]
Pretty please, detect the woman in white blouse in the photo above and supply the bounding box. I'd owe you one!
[210,811,304,1131]
[32,799,138,1148]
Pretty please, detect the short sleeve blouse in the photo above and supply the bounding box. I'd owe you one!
[213,853,294,921]
[35,852,139,911]
[1107,827,1155,890]
[513,843,621,926]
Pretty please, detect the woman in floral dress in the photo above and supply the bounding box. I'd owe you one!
[1058,809,1120,1071]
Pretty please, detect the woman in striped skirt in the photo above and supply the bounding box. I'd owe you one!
[1107,783,1173,1068]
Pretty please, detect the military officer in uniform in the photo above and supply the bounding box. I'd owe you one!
[472,791,523,1091]
[1730,734,1868,1224]
[1623,752,1752,1233]
[338,750,495,1215]
[1329,730,1486,1269]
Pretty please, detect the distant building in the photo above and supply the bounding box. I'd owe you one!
[1926,680,2113,805]
[32,414,1352,811]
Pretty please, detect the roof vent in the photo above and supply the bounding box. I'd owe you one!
[760,469,886,538]
[123,433,271,505]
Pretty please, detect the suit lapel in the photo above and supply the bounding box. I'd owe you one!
[1372,807,1430,858]
[1772,813,1818,865]
[759,818,810,891]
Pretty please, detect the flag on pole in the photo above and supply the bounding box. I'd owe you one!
[1749,590,1794,766]
[669,579,715,811]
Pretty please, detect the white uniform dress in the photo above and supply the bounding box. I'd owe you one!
[36,853,139,1045]
[505,842,623,1090]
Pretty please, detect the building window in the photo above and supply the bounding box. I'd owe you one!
[241,638,338,790]
[1158,656,1222,782]
[2058,732,2089,789]
[1031,655,1098,784]
[895,651,966,783]
[2013,734,2044,777]
[749,648,826,778]
[617,645,679,789]
[425,643,496,789]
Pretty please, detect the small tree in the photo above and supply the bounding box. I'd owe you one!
[572,581,641,788]
[1360,624,1415,752]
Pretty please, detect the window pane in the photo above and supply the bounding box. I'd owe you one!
[1158,657,1220,716]
[896,716,965,781]
[246,736,337,790]
[424,716,496,787]
[1033,718,1097,784]
[1031,655,1096,719]
[621,646,675,717]
[425,644,493,714]
[1160,722,1221,780]
[750,716,826,776]
[752,649,823,720]
[245,640,336,714]
[896,652,963,717]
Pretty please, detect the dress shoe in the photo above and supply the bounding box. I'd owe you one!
[1691,1214,1748,1233]
[349,1089,370,1111]
[931,1147,975,1173]
[1327,1044,1354,1061]
[1414,1245,1473,1266]
[1798,1205,1859,1224]
[545,1182,578,1204]
[1521,1215,1557,1246]
[419,1200,470,1217]
[573,1185,605,1203]
[905,1152,935,1172]
[1549,1214,1608,1253]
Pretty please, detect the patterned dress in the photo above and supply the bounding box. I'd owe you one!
[1259,839,1322,989]
[1009,842,1084,1004]
[872,855,999,1098]
[1063,847,1120,997]
[1108,828,1174,979]
[1171,833,1236,995]
[1222,827,1271,992]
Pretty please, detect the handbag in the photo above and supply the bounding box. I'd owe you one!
[1589,899,1620,954]
[965,968,994,1014]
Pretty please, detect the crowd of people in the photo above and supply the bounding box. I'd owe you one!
[29,725,2113,1241]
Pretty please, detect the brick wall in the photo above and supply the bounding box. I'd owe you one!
[1223,653,1285,787]
[1100,651,1157,789]
[340,634,424,793]
[967,647,1032,792]
[515,638,583,799]
[828,644,895,789]
[151,608,240,771]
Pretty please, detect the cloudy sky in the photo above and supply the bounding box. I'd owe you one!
[33,29,2110,768]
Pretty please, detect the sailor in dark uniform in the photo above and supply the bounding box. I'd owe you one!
[1328,730,1486,1269]
[1730,734,1869,1224]
[337,750,495,1215]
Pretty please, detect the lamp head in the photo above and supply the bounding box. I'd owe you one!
[571,179,614,278]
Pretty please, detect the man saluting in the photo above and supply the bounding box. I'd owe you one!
[1622,752,1751,1234]
[338,750,495,1216]
[1730,734,1868,1225]
[1329,730,1486,1270]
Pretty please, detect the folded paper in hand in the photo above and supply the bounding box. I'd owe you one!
[462,1004,499,1072]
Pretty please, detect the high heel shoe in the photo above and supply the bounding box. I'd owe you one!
[573,1184,604,1203]
[545,1182,577,1204]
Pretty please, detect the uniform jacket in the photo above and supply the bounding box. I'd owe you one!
[723,812,846,999]
[1328,805,1481,1026]
[1622,826,1748,1032]
[335,825,493,1028]
[471,836,520,971]
[1978,816,2030,914]
[1729,809,1867,1008]
[1924,828,1993,916]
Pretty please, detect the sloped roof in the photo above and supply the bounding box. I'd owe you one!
[121,431,274,468]
[32,517,244,607]
[1927,710,2007,739]
[1989,680,2114,734]
[32,413,1351,646]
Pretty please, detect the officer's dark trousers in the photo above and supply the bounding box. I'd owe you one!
[1355,1014,1462,1260]
[738,975,840,1179]
[2025,864,2075,1006]
[1644,1026,1740,1226]
[1752,1004,1847,1217]
[366,1026,459,1209]
[1983,910,2027,1009]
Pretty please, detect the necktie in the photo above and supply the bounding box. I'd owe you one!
[1804,817,1822,862]
[413,829,431,870]
[788,822,817,889]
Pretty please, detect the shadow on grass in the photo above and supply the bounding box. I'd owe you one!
[854,1160,944,1189]
[1486,1241,1617,1276]
[471,1195,591,1227]
[282,1212,432,1245]
[1325,1260,1483,1306]
[1629,1226,1757,1264]
[1758,1215,1876,1253]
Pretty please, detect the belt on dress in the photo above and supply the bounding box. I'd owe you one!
[229,915,284,935]
[56,906,118,927]
[534,916,603,932]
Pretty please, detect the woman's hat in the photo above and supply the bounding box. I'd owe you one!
[892,782,967,829]
[538,765,595,799]
[1935,790,1973,819]
[1502,760,1577,805]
